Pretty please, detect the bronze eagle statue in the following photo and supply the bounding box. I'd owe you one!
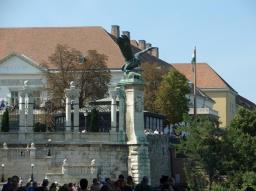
[117,35,156,74]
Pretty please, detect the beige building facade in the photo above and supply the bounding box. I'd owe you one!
[173,63,238,128]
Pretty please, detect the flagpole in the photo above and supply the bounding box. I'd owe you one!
[192,47,197,117]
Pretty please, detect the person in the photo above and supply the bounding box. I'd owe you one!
[115,175,126,191]
[38,179,49,191]
[90,178,101,191]
[124,176,135,191]
[58,185,68,191]
[161,176,173,191]
[134,176,152,191]
[154,129,159,134]
[26,181,38,191]
[104,178,114,191]
[2,178,12,191]
[78,179,88,191]
[8,176,20,191]
[99,185,109,191]
[67,183,74,191]
[49,183,57,191]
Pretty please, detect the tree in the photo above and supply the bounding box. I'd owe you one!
[177,117,224,191]
[230,108,256,137]
[221,108,256,190]
[42,44,111,108]
[155,69,190,124]
[1,109,9,132]
[177,109,256,190]
[141,62,168,112]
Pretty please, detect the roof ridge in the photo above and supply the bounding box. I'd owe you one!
[0,26,103,29]
[172,62,236,91]
[206,64,237,93]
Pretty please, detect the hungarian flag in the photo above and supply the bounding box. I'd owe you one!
[192,47,196,72]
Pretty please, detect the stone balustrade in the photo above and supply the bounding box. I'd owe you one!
[0,132,125,144]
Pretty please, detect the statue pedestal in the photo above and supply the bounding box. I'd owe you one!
[121,77,151,183]
[122,78,145,144]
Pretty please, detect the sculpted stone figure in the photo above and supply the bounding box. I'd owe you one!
[117,35,156,79]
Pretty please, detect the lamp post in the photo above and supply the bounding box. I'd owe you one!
[47,139,51,156]
[31,163,34,182]
[1,163,4,182]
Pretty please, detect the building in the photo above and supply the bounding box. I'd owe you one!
[236,94,256,111]
[0,26,170,106]
[0,25,172,185]
[173,63,238,128]
[187,82,218,124]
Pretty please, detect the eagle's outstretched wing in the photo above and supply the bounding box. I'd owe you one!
[117,35,134,61]
[134,47,156,59]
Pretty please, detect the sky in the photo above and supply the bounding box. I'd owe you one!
[0,0,256,102]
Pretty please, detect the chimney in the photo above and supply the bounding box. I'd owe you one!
[138,40,146,50]
[146,43,152,49]
[151,47,159,58]
[111,25,120,38]
[122,31,130,39]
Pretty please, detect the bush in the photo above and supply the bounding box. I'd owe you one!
[33,122,46,132]
[212,185,229,191]
[1,109,9,132]
[89,108,99,132]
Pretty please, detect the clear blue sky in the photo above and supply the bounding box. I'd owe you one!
[1,0,256,102]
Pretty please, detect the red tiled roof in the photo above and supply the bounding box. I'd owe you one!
[0,26,171,69]
[0,27,125,69]
[172,63,236,91]
[236,95,256,110]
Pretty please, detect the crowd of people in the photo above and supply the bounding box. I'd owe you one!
[1,174,179,191]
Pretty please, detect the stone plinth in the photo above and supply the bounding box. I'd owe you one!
[122,78,145,144]
[121,77,151,183]
[128,144,151,184]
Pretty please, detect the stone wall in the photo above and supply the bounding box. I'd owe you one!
[0,143,128,185]
[0,133,171,186]
[147,135,171,186]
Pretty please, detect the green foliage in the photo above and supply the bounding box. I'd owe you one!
[33,122,47,132]
[1,109,9,132]
[177,117,226,190]
[231,108,256,137]
[241,171,256,190]
[155,69,189,124]
[219,109,256,189]
[212,185,229,191]
[89,108,99,132]
[178,108,256,190]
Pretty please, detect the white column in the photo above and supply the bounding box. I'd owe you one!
[116,87,125,133]
[65,94,71,132]
[73,97,79,132]
[110,90,117,133]
[65,81,80,132]
[26,93,34,132]
[19,91,25,132]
